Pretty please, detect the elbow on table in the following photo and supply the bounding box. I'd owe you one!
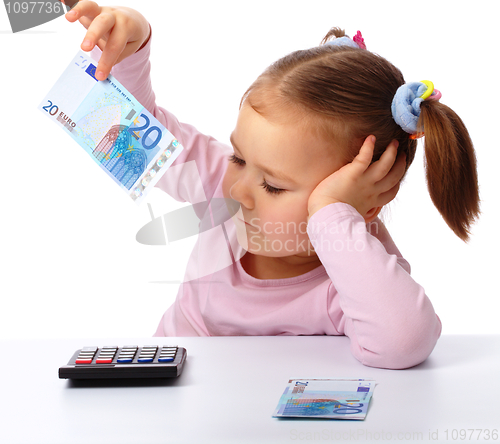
[355,318,442,370]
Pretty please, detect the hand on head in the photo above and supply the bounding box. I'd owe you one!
[63,0,150,80]
[308,136,405,223]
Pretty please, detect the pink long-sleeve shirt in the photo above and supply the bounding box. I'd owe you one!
[93,29,442,369]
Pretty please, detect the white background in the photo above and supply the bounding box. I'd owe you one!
[0,0,498,339]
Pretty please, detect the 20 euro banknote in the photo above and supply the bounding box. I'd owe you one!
[273,378,376,420]
[38,51,183,204]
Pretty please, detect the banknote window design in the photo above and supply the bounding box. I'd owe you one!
[283,399,363,416]
[93,124,147,190]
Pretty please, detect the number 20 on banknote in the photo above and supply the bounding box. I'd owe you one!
[38,51,183,204]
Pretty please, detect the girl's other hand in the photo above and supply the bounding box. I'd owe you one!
[308,136,406,222]
[63,0,150,80]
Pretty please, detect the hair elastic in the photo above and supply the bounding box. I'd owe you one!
[325,30,366,50]
[352,31,366,49]
[391,80,442,137]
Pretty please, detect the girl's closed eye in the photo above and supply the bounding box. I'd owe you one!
[228,153,245,166]
[261,180,286,195]
[228,154,286,195]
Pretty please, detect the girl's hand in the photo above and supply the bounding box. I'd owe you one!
[308,136,406,220]
[63,0,150,80]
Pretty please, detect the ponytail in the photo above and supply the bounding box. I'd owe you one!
[419,101,480,241]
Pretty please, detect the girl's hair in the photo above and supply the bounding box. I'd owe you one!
[241,28,480,241]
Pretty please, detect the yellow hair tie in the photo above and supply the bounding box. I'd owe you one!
[420,80,434,101]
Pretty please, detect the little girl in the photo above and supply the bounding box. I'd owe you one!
[65,2,479,369]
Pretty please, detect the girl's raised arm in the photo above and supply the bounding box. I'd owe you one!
[63,0,150,81]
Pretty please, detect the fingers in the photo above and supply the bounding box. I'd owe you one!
[64,0,101,23]
[64,1,108,54]
[374,148,407,200]
[367,139,399,181]
[64,2,148,81]
[377,181,401,207]
[80,11,114,50]
[351,135,376,172]
[361,139,406,208]
[95,27,128,78]
[66,2,126,81]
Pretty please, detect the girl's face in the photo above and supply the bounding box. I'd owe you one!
[222,104,345,257]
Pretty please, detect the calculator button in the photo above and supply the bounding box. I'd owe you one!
[82,347,98,351]
[75,359,93,364]
[117,358,133,363]
[96,358,113,364]
[137,357,154,362]
[158,357,174,362]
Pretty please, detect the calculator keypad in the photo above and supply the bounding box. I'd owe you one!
[96,346,118,364]
[116,346,138,363]
[159,347,177,362]
[73,346,178,365]
[60,345,186,379]
[75,346,98,364]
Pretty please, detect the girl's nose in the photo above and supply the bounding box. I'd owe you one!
[229,179,254,210]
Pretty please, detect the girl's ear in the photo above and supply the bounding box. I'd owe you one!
[363,206,382,223]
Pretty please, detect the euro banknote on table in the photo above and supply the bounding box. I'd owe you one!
[273,378,376,420]
[38,51,183,204]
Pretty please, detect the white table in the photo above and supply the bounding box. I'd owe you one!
[1,335,499,443]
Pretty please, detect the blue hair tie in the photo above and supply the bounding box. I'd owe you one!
[325,36,361,49]
[391,82,430,135]
[325,31,366,50]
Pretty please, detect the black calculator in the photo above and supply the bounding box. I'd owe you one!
[59,345,187,379]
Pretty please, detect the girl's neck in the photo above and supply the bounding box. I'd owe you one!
[239,251,322,280]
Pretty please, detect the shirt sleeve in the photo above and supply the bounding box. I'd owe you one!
[90,26,232,207]
[307,202,442,370]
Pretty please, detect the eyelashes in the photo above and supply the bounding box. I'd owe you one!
[228,153,245,166]
[261,180,285,195]
[228,154,286,195]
